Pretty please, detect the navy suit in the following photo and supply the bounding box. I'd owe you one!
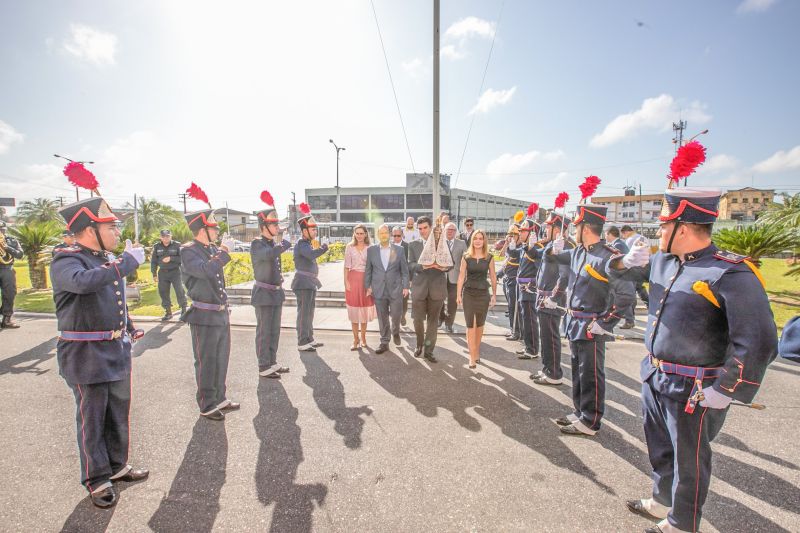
[549,241,619,433]
[535,240,573,380]
[250,236,291,370]
[292,239,328,346]
[180,240,232,414]
[610,244,777,532]
[50,245,141,491]
[517,241,544,354]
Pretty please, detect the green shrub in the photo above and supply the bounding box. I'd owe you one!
[224,252,254,285]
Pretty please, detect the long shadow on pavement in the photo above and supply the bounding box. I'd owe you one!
[132,323,185,358]
[148,419,228,533]
[254,380,328,533]
[300,350,372,449]
[0,336,57,376]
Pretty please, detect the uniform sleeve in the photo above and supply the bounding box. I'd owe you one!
[296,240,328,261]
[172,243,182,266]
[180,246,231,280]
[546,247,572,265]
[150,245,159,275]
[607,261,651,283]
[8,238,24,259]
[51,253,140,295]
[712,267,778,403]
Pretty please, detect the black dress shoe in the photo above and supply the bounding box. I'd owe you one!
[553,417,572,426]
[393,334,401,346]
[311,342,324,348]
[201,409,225,421]
[277,367,290,373]
[505,336,521,341]
[620,321,635,329]
[414,347,423,358]
[90,486,118,509]
[445,325,454,334]
[221,401,240,412]
[262,372,281,379]
[400,316,407,326]
[424,353,437,363]
[644,527,664,533]
[114,467,149,483]
[375,344,389,354]
[161,311,172,322]
[626,500,664,520]
[560,424,592,436]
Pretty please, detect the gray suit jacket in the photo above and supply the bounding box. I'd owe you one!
[445,238,467,284]
[407,240,448,301]
[364,243,409,300]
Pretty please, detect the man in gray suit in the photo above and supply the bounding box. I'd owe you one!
[391,226,410,326]
[407,216,449,362]
[365,224,410,354]
[438,222,467,333]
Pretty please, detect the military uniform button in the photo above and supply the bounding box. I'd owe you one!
[118,300,123,305]
[114,281,119,286]
[116,291,121,296]
[120,321,124,326]
[119,310,124,315]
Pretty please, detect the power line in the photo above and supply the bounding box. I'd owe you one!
[370,0,416,174]
[452,0,506,190]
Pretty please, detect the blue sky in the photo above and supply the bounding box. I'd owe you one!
[1,0,798,216]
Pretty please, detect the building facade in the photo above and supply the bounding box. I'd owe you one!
[305,173,530,235]
[593,189,664,224]
[718,187,774,221]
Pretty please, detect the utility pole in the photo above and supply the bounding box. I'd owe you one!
[432,0,440,222]
[133,194,139,243]
[672,120,686,154]
[639,184,644,232]
[291,192,297,241]
[178,193,187,213]
[329,139,345,222]
[55,196,66,207]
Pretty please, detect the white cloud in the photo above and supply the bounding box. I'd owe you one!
[736,0,778,14]
[444,16,496,40]
[0,120,24,154]
[99,131,159,185]
[702,154,740,173]
[752,145,800,173]
[62,24,117,66]
[469,87,517,115]
[402,57,424,78]
[440,44,464,60]
[486,149,565,177]
[589,94,711,148]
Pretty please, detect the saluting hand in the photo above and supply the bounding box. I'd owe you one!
[124,239,145,265]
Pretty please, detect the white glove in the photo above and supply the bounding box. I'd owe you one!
[699,386,733,409]
[542,297,558,309]
[221,234,236,253]
[622,240,651,268]
[551,238,564,255]
[588,321,613,337]
[321,236,330,247]
[124,239,145,265]
[508,240,516,251]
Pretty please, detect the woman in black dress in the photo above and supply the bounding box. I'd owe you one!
[456,230,497,368]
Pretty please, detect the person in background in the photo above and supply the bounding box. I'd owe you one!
[459,217,475,246]
[456,229,497,368]
[621,224,650,307]
[605,226,636,330]
[151,229,188,321]
[52,229,76,256]
[293,204,329,352]
[0,220,24,329]
[392,225,410,326]
[344,224,376,350]
[402,217,420,244]
[438,222,466,334]
[365,223,409,353]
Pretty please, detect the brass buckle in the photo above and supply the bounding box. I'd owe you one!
[651,356,661,369]
[111,329,123,339]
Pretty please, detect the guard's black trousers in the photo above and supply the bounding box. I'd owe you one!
[504,278,519,335]
[0,267,16,317]
[189,323,231,414]
[519,298,539,354]
[412,297,444,355]
[295,289,317,346]
[538,312,563,379]
[157,268,187,311]
[642,377,728,532]
[255,305,282,370]
[69,375,131,491]
[569,339,606,432]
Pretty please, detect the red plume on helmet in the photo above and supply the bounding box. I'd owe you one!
[260,190,275,206]
[554,192,569,209]
[186,182,211,208]
[63,162,100,196]
[527,202,539,217]
[668,141,707,186]
[578,175,601,202]
[298,202,311,215]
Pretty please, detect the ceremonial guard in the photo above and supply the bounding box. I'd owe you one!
[548,176,620,437]
[150,228,187,321]
[502,212,524,341]
[51,164,149,508]
[609,143,777,533]
[180,182,239,421]
[0,220,24,328]
[515,203,543,359]
[293,202,329,351]
[251,191,292,377]
[52,229,76,256]
[531,194,573,385]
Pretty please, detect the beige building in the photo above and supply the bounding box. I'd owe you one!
[718,187,774,221]
[593,190,664,223]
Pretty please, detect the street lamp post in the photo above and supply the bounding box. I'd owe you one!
[329,139,345,222]
[54,154,95,201]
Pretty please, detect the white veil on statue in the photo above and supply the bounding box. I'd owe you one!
[418,219,454,267]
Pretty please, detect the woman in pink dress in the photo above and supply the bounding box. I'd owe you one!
[344,224,376,350]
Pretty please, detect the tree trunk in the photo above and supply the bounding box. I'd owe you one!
[28,258,48,289]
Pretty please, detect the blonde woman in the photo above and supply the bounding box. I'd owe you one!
[456,229,497,368]
[344,224,376,349]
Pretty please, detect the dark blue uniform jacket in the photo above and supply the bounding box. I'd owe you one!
[250,237,291,306]
[180,240,231,326]
[535,240,573,316]
[291,239,328,291]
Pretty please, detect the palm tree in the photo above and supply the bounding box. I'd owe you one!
[15,198,63,224]
[760,192,800,228]
[9,221,61,289]
[123,197,182,244]
[713,224,799,266]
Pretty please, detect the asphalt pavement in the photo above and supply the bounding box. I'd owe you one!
[0,317,798,532]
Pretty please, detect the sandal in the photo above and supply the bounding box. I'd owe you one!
[469,364,477,369]
[350,340,360,351]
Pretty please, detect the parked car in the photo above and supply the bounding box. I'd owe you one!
[233,240,250,252]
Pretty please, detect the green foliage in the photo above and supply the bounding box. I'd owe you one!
[15,198,63,224]
[224,252,254,285]
[281,251,294,273]
[317,241,345,264]
[760,192,800,229]
[9,221,61,289]
[712,224,798,265]
[169,222,194,244]
[123,197,182,246]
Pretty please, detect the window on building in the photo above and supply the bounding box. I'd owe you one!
[380,212,405,223]
[308,195,337,210]
[753,197,759,203]
[406,212,429,222]
[440,195,450,211]
[406,194,432,209]
[731,198,739,203]
[340,212,368,222]
[241,217,247,224]
[370,194,404,210]
[742,198,749,203]
[340,195,368,210]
